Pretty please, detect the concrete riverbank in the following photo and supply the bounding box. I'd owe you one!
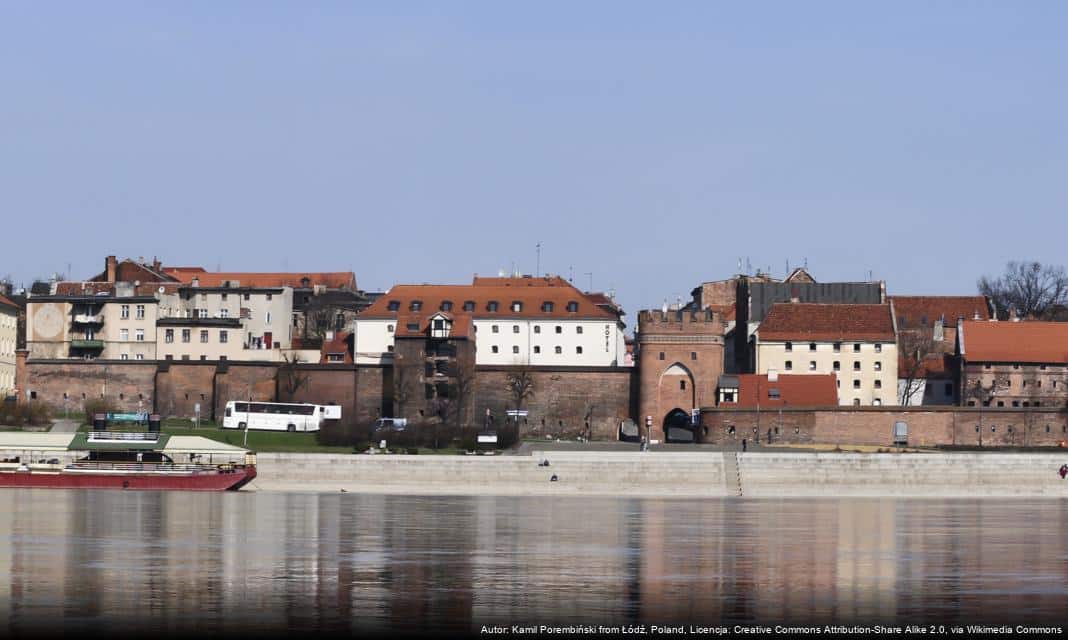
[248,451,1068,497]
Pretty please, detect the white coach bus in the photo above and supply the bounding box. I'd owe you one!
[222,401,340,432]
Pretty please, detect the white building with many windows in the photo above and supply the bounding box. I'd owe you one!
[754,302,898,406]
[0,295,17,395]
[355,276,627,367]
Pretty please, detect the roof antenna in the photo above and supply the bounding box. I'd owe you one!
[569,265,574,282]
[536,241,541,278]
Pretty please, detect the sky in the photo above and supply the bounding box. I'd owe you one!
[2,2,1066,324]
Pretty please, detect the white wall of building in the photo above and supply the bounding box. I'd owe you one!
[756,339,898,406]
[0,307,16,395]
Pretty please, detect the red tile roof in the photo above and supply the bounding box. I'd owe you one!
[471,275,572,287]
[890,296,991,328]
[961,320,1068,363]
[319,331,353,363]
[394,313,473,339]
[163,268,356,290]
[0,294,17,310]
[758,303,895,341]
[360,282,617,322]
[723,374,838,407]
[52,282,182,297]
[899,351,954,379]
[707,303,737,322]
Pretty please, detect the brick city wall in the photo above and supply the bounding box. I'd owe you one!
[277,365,359,421]
[24,360,158,414]
[473,366,637,440]
[699,406,1068,447]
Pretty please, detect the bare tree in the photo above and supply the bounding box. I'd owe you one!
[505,367,536,444]
[279,353,311,396]
[898,331,940,406]
[391,363,414,418]
[978,261,1068,320]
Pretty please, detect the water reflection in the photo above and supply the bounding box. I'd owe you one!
[0,491,1063,634]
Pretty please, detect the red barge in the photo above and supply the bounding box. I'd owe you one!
[0,431,257,491]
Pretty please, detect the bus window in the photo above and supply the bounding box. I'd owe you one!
[225,407,232,417]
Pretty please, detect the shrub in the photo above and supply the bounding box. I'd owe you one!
[83,398,117,427]
[0,402,53,427]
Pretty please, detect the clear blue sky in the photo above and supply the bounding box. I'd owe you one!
[3,2,1066,324]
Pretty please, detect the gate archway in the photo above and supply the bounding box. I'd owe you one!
[663,408,695,443]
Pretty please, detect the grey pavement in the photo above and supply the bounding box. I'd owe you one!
[49,419,82,433]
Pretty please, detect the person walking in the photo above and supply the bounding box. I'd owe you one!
[742,438,747,452]
[1059,464,1067,479]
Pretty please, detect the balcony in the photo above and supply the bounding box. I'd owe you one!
[71,339,104,350]
[73,313,104,324]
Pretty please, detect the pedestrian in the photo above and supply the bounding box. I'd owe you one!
[1059,464,1067,479]
[742,438,747,452]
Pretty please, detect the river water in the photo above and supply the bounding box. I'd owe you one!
[0,491,1064,636]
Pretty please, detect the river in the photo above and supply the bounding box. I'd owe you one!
[0,491,1064,636]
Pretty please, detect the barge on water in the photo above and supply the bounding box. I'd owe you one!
[0,432,256,491]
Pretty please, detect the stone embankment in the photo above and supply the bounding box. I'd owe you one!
[249,451,1068,497]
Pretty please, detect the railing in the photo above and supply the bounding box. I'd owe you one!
[73,313,104,324]
[64,462,232,473]
[70,339,104,349]
[87,431,158,442]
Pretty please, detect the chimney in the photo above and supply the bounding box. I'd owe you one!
[105,256,117,283]
[933,317,944,342]
[192,276,200,288]
[152,257,161,273]
[1009,308,1019,322]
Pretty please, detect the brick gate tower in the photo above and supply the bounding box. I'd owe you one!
[636,309,726,442]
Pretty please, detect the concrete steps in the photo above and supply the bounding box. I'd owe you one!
[722,452,742,497]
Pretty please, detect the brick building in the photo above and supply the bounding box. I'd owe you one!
[636,308,727,442]
[958,319,1068,409]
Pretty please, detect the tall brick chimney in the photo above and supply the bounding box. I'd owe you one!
[152,257,162,273]
[106,255,118,283]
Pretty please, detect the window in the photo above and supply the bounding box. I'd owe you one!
[555,346,562,354]
[873,398,882,406]
[542,301,554,312]
[491,345,499,354]
[853,398,861,406]
[555,326,562,334]
[874,380,882,389]
[121,305,130,319]
[768,388,781,399]
[996,401,1004,407]
[410,301,422,311]
[837,380,841,388]
[433,319,445,330]
[441,301,453,311]
[853,344,861,352]
[1012,400,1020,407]
[874,343,882,353]
[1013,363,1020,369]
[785,360,793,371]
[265,312,272,324]
[513,325,520,333]
[198,309,208,319]
[511,301,522,312]
[200,355,208,361]
[181,355,190,360]
[874,361,882,371]
[809,361,816,371]
[463,301,475,312]
[136,304,145,319]
[534,346,541,354]
[388,301,400,311]
[853,380,861,389]
[833,361,840,371]
[120,354,129,360]
[221,293,228,301]
[243,293,250,301]
[833,342,841,353]
[984,364,991,370]
[512,346,520,354]
[220,330,228,343]
[492,325,499,333]
[135,354,143,361]
[691,352,697,361]
[200,330,209,343]
[785,341,793,352]
[182,329,191,343]
[1040,364,1047,370]
[534,326,541,334]
[135,329,144,342]
[679,380,686,390]
[387,324,394,333]
[266,294,272,301]
[487,301,499,312]
[566,301,579,312]
[576,326,583,334]
[406,322,419,331]
[659,352,664,360]
[120,328,129,342]
[809,342,816,351]
[165,329,174,343]
[576,346,583,354]
[853,361,861,371]
[220,309,229,318]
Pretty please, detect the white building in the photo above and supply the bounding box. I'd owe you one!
[355,276,627,367]
[754,302,898,406]
[0,296,16,396]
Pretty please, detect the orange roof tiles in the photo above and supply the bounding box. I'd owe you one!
[361,282,617,322]
[0,294,17,310]
[890,296,991,328]
[758,303,895,342]
[471,275,572,287]
[961,320,1068,363]
[163,268,356,290]
[724,374,838,408]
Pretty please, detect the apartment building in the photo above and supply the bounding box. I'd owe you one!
[755,303,898,406]
[355,275,627,367]
[958,319,1068,408]
[0,295,17,395]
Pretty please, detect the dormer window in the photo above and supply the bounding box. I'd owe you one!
[463,301,475,312]
[441,301,453,312]
[406,322,419,331]
[387,301,400,312]
[566,301,579,313]
[542,301,555,312]
[410,300,422,311]
[511,301,522,312]
[487,301,499,312]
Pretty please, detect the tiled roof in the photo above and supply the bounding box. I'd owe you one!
[163,268,356,290]
[890,296,991,328]
[360,282,617,322]
[471,275,571,287]
[722,374,838,407]
[394,313,473,338]
[758,303,895,341]
[319,331,353,363]
[899,351,954,379]
[52,282,182,297]
[961,320,1068,363]
[0,294,17,310]
[707,303,737,322]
